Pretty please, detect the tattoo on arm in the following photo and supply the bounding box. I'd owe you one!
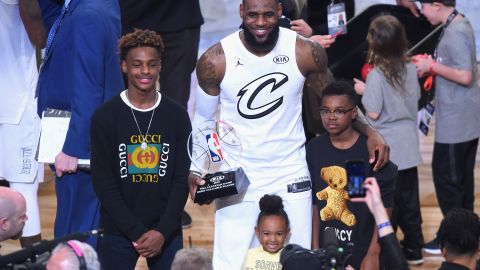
[310,40,328,73]
[196,43,224,96]
[301,38,334,98]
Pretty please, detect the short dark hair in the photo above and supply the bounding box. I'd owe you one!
[437,208,480,257]
[321,81,358,107]
[118,29,164,61]
[257,194,290,228]
[441,0,455,6]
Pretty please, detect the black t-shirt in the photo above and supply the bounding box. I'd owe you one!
[306,133,397,269]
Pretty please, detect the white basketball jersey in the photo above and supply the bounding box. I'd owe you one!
[220,27,310,201]
[0,0,38,124]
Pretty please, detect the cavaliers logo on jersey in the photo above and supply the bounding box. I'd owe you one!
[236,72,288,119]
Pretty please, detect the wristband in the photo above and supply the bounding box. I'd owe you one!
[190,171,202,177]
[429,61,437,76]
[377,221,391,231]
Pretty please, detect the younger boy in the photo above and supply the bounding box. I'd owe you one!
[306,81,397,269]
[91,29,191,269]
[413,0,480,254]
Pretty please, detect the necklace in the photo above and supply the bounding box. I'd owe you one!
[126,90,158,150]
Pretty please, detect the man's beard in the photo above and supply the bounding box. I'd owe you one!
[240,23,280,52]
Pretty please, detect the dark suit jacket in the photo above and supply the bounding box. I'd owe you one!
[38,0,123,159]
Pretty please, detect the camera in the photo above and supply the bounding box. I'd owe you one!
[280,228,351,270]
[0,230,102,270]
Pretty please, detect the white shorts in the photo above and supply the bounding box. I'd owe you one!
[0,96,43,183]
[212,191,312,270]
[0,96,43,236]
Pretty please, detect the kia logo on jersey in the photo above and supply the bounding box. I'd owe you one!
[237,72,288,119]
[273,55,289,64]
[206,133,224,163]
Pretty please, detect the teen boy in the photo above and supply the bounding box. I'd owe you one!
[413,0,480,254]
[306,81,397,269]
[90,29,191,269]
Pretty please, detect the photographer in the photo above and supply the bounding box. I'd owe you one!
[0,187,27,243]
[281,177,408,270]
[345,204,480,270]
[351,177,408,270]
[46,240,100,270]
[0,231,102,269]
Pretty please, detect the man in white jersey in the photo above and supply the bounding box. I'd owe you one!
[0,0,45,247]
[189,0,390,268]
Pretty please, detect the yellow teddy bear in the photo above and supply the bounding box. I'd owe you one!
[316,166,356,227]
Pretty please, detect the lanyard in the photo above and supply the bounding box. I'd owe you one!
[425,10,459,93]
[433,9,459,60]
[329,0,343,6]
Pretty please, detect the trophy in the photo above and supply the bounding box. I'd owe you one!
[188,120,242,204]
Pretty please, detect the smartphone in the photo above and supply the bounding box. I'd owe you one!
[345,160,367,198]
[331,29,345,38]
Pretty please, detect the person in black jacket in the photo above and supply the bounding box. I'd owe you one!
[281,177,408,270]
[352,180,480,270]
[351,177,409,270]
[91,29,191,270]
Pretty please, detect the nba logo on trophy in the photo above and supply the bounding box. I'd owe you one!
[206,133,224,163]
[188,120,243,203]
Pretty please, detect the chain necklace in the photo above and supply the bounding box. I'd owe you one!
[126,90,158,150]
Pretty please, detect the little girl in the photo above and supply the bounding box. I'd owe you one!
[242,194,290,270]
[354,15,424,265]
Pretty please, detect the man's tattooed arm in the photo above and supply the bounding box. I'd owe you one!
[196,42,226,96]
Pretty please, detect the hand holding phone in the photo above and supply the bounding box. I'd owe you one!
[345,160,367,198]
[331,29,344,38]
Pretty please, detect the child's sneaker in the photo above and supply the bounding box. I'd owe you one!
[403,246,424,265]
[423,237,441,255]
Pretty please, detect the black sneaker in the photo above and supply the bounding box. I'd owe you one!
[403,247,424,265]
[423,237,441,255]
[182,211,192,229]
